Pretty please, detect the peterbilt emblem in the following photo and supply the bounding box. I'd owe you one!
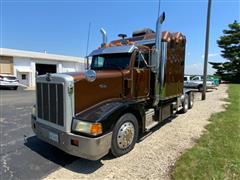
[99,84,107,89]
[46,73,52,81]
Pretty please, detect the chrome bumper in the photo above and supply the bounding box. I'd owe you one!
[32,117,112,160]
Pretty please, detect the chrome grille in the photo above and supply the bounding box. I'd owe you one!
[37,82,64,126]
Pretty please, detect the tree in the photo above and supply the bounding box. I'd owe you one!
[211,21,240,82]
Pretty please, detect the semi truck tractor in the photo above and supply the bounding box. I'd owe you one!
[31,14,194,160]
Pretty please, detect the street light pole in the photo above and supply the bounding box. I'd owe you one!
[202,0,212,100]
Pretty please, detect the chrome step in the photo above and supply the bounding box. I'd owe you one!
[145,108,159,131]
[145,121,159,131]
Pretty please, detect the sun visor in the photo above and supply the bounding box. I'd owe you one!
[88,45,136,57]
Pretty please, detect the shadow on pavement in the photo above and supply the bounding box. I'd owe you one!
[24,136,103,174]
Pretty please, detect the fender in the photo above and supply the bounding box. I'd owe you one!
[74,100,146,136]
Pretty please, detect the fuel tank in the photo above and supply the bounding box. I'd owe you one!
[66,70,124,114]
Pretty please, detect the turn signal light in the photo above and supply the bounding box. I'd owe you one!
[90,123,103,136]
[71,139,79,146]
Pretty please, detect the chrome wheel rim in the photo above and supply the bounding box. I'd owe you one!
[117,122,135,149]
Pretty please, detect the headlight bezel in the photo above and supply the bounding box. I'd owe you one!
[72,118,103,136]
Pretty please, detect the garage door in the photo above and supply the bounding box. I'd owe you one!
[36,64,57,75]
[0,56,13,74]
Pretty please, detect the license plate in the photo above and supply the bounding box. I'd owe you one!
[48,131,59,143]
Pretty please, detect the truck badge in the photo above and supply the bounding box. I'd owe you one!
[46,73,52,81]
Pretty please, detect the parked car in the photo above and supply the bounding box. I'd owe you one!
[207,76,220,86]
[184,75,215,91]
[191,75,219,87]
[0,74,19,90]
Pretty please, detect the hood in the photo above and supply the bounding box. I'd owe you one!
[66,70,124,114]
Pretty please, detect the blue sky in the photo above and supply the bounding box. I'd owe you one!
[1,0,240,74]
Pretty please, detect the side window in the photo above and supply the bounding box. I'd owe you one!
[93,56,104,68]
[191,76,196,80]
[184,77,187,81]
[134,52,149,68]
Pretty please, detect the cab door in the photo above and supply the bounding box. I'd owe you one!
[132,52,150,98]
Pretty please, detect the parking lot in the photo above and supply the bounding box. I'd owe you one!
[0,88,81,180]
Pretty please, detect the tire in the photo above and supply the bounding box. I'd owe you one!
[181,94,189,113]
[188,92,194,109]
[198,85,203,92]
[13,86,18,90]
[111,113,139,157]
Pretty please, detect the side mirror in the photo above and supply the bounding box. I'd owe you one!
[84,70,96,82]
[86,56,92,69]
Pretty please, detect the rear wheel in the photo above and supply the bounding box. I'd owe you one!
[188,92,194,109]
[181,94,189,113]
[111,113,138,157]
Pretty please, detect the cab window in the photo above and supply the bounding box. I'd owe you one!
[134,52,149,68]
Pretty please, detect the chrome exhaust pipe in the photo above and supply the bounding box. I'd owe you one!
[152,12,165,106]
[100,28,107,47]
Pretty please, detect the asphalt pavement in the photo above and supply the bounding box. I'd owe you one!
[0,87,79,180]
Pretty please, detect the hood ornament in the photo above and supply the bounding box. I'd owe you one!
[46,73,52,81]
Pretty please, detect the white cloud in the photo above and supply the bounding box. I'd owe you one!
[185,63,215,75]
[201,53,219,59]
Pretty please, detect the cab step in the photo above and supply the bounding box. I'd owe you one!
[145,108,159,131]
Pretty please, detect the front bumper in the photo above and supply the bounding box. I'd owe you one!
[31,117,112,160]
[0,81,19,87]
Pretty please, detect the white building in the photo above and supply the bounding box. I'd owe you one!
[0,48,85,87]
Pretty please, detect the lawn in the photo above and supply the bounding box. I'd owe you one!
[172,84,240,180]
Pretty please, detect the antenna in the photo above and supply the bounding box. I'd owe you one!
[85,22,91,69]
[157,0,161,18]
[85,22,91,57]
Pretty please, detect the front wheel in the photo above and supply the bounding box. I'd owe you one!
[111,113,139,157]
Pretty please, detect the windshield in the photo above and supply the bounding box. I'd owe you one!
[90,53,131,70]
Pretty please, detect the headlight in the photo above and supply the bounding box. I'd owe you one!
[72,119,102,136]
[32,105,36,117]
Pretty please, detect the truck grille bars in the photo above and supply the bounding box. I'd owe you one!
[37,82,64,126]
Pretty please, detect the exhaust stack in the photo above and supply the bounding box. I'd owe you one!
[100,28,107,47]
[152,12,165,106]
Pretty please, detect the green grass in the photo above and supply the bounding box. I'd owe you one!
[172,84,240,180]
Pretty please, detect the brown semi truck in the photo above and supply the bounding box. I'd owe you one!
[31,14,194,160]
